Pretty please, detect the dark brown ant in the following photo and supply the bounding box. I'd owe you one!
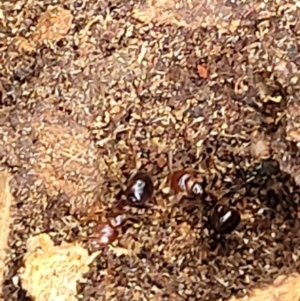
[123,171,154,207]
[107,144,154,208]
[206,204,242,255]
[209,204,241,234]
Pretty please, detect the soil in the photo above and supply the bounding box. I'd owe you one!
[1,1,300,301]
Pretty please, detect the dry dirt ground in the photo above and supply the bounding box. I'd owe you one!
[2,0,300,301]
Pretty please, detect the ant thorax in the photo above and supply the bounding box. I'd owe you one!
[131,179,146,202]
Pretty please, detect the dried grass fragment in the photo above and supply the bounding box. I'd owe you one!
[197,64,208,79]
[19,233,100,301]
[287,130,300,144]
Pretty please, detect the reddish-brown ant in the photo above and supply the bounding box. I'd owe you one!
[86,206,129,252]
[169,169,206,198]
[167,150,208,201]
[78,144,154,251]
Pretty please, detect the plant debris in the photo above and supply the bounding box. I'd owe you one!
[2,0,300,301]
[197,64,208,79]
[19,233,99,301]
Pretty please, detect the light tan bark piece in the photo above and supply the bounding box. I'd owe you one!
[0,171,12,296]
